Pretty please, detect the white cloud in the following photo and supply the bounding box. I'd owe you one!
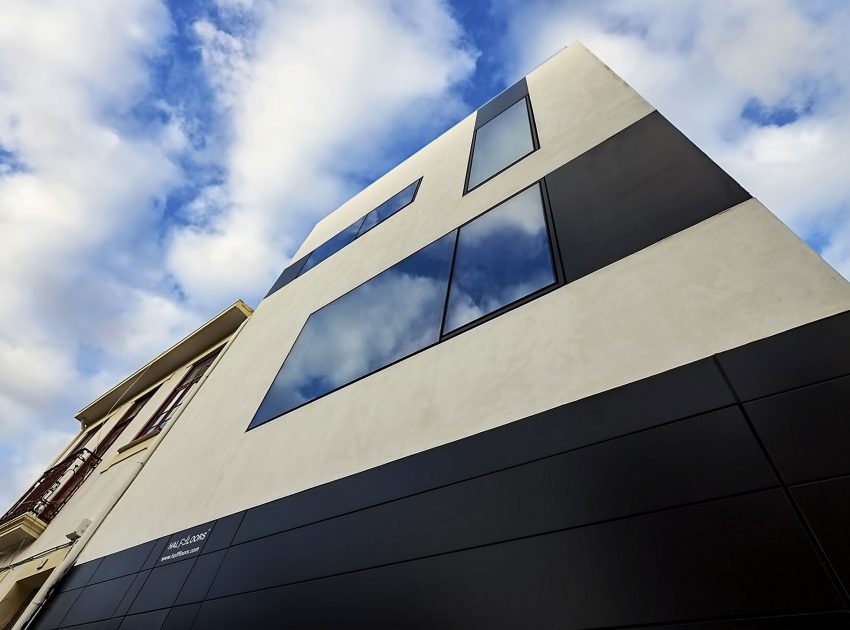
[498,0,850,275]
[0,0,198,510]
[9,0,844,532]
[0,0,479,512]
[167,0,478,307]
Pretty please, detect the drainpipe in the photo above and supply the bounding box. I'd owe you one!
[13,317,251,630]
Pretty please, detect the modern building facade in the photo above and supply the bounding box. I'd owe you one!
[13,43,850,629]
[0,302,251,629]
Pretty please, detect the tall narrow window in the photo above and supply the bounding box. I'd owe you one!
[49,390,157,509]
[96,390,156,455]
[466,97,536,191]
[250,232,456,428]
[135,348,221,439]
[444,185,556,333]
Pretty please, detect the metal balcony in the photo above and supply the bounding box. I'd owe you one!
[0,447,101,533]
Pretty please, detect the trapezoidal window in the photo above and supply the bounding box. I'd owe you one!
[250,232,456,428]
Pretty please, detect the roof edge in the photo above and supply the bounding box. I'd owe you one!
[74,300,253,425]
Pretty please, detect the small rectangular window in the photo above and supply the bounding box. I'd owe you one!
[249,232,456,427]
[444,185,556,333]
[466,97,536,192]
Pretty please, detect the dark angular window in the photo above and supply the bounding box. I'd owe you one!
[356,179,421,237]
[467,97,536,191]
[295,179,423,280]
[298,219,364,276]
[250,232,456,427]
[444,184,556,333]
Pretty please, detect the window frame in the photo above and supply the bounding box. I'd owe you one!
[463,95,540,195]
[440,180,562,340]
[47,390,159,510]
[132,347,222,440]
[248,179,563,430]
[295,177,424,281]
[355,178,422,239]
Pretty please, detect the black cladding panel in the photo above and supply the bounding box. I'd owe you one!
[210,407,775,599]
[54,620,123,630]
[128,559,196,614]
[545,110,750,283]
[29,588,83,630]
[640,612,850,629]
[233,357,734,545]
[59,574,136,627]
[746,375,850,484]
[139,537,169,572]
[175,551,226,606]
[117,609,169,630]
[57,558,102,592]
[718,310,850,401]
[112,570,150,618]
[194,491,838,630]
[202,512,244,554]
[793,476,850,594]
[87,541,157,585]
[161,604,202,630]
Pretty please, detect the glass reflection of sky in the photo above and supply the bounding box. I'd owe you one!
[467,98,534,190]
[444,185,554,333]
[250,232,456,428]
[298,218,364,276]
[356,179,419,237]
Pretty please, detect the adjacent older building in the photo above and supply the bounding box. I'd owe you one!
[12,44,850,629]
[0,302,251,628]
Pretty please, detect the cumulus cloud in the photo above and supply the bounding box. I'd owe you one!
[0,0,199,509]
[4,0,845,522]
[0,0,479,510]
[496,0,850,275]
[167,0,478,307]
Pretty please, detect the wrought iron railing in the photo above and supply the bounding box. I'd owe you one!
[0,447,101,528]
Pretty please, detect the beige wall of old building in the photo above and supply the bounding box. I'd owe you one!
[0,302,249,625]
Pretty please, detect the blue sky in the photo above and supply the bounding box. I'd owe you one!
[1,0,849,509]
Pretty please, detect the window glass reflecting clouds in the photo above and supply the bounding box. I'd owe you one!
[357,180,419,237]
[467,98,534,190]
[297,179,420,277]
[299,219,364,276]
[444,185,555,333]
[250,232,456,427]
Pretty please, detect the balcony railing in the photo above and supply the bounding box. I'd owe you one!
[0,447,101,528]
